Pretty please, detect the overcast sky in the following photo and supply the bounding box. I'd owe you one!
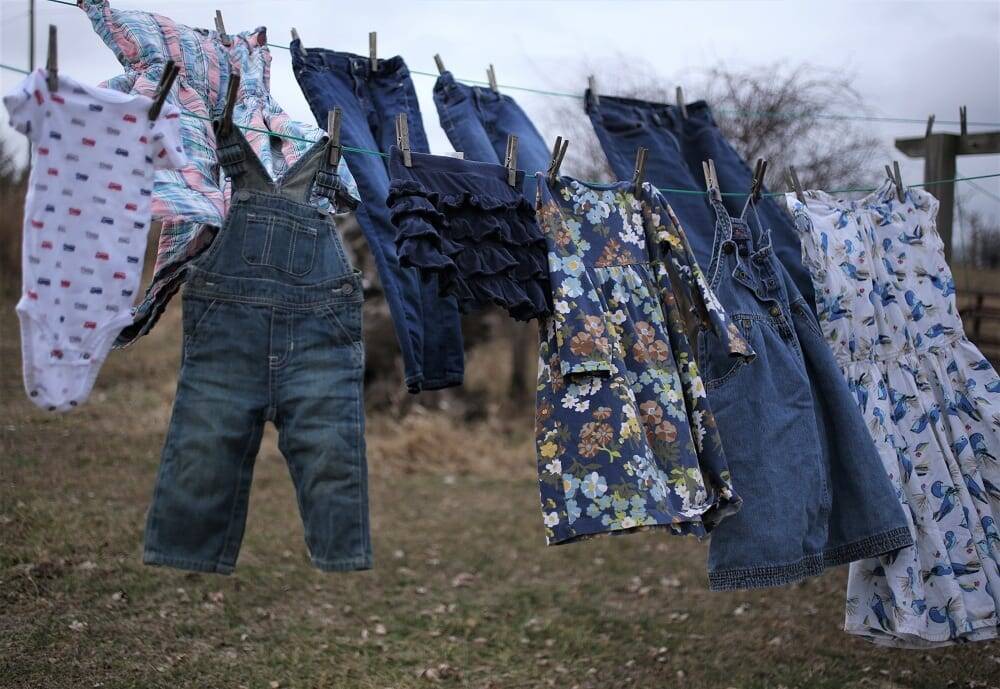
[1,0,998,231]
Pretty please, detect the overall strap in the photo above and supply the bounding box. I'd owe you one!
[739,197,770,248]
[709,196,734,242]
[279,137,333,203]
[213,119,276,193]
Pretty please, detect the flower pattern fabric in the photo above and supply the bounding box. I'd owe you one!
[788,182,1000,647]
[534,177,752,544]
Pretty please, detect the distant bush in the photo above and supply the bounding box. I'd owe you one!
[0,138,27,294]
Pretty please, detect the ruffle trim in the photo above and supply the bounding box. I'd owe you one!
[388,179,551,321]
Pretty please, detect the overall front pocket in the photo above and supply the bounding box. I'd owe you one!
[242,213,318,276]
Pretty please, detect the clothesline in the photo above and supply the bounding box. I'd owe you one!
[34,0,1000,130]
[1,56,998,198]
[6,5,1000,198]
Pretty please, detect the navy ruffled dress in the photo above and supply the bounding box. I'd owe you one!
[386,147,551,321]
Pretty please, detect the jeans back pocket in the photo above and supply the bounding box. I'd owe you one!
[242,213,317,276]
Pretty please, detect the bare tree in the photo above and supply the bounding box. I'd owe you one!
[544,60,884,193]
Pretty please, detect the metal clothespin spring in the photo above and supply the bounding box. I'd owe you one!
[505,135,518,187]
[786,165,805,205]
[148,60,179,121]
[46,25,58,92]
[547,136,569,182]
[632,147,648,195]
[327,108,343,167]
[215,10,231,46]
[396,113,412,167]
[588,75,599,108]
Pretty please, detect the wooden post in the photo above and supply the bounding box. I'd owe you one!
[895,127,1000,263]
[922,134,959,263]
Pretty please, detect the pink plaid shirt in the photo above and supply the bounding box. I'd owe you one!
[79,0,359,345]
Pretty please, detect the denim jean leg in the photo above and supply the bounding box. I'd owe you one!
[433,73,500,164]
[274,306,372,571]
[680,102,816,311]
[369,62,465,389]
[143,297,269,574]
[586,94,717,263]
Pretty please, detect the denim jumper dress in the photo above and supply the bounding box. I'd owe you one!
[143,121,370,574]
[698,197,911,590]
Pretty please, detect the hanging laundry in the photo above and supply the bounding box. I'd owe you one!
[585,92,717,257]
[534,177,749,544]
[432,70,551,200]
[677,102,817,312]
[4,68,185,411]
[788,183,1000,646]
[292,40,465,394]
[691,194,912,590]
[386,147,550,321]
[144,117,369,575]
[78,0,358,345]
[585,92,816,312]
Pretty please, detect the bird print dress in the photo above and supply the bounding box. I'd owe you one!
[787,181,1000,647]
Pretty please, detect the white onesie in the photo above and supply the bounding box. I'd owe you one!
[4,69,185,411]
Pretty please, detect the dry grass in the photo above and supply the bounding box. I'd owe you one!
[3,295,1000,689]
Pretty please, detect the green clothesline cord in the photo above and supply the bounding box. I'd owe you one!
[0,63,31,75]
[33,0,1000,129]
[9,5,1000,197]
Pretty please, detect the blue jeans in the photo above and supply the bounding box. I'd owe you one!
[586,92,717,263]
[433,71,551,201]
[587,92,816,311]
[144,122,370,574]
[697,198,911,590]
[292,44,464,393]
[679,102,816,311]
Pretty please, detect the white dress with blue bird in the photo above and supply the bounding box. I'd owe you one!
[788,181,1000,647]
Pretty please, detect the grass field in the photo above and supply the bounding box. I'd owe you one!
[2,298,1000,689]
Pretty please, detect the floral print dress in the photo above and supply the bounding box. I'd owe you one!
[534,177,753,544]
[788,182,1000,647]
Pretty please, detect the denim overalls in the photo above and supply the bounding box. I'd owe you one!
[143,121,370,574]
[698,197,911,590]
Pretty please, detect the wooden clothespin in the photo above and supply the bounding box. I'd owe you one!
[487,64,498,92]
[434,54,446,75]
[960,105,968,137]
[215,10,231,47]
[885,161,905,202]
[676,86,688,119]
[148,60,179,120]
[291,29,307,58]
[749,158,768,202]
[369,32,378,72]
[786,165,805,204]
[632,147,648,195]
[547,136,569,182]
[395,112,412,167]
[219,73,240,137]
[46,25,58,92]
[326,108,343,167]
[588,75,599,107]
[504,134,519,186]
[702,159,721,202]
